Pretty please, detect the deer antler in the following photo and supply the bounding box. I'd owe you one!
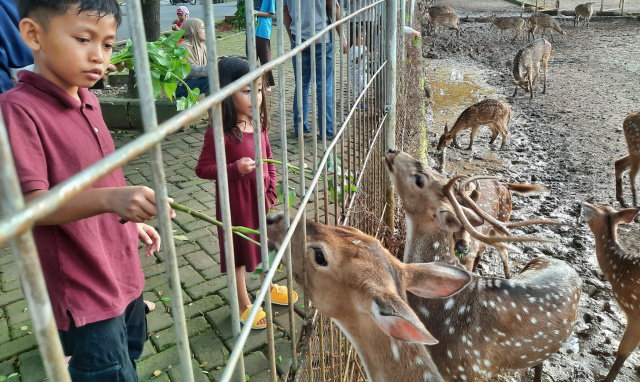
[457,175,569,229]
[444,176,556,245]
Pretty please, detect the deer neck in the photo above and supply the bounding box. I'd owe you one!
[404,214,457,266]
[333,317,444,382]
[592,222,628,277]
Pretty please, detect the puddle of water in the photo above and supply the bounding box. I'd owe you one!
[424,63,510,175]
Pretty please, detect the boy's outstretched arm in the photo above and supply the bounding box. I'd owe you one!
[24,186,175,226]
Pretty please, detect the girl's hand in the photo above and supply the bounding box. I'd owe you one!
[237,157,256,175]
[137,223,161,256]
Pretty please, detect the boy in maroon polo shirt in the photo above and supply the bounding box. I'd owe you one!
[0,1,174,380]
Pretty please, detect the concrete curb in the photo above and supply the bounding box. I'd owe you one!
[100,97,180,130]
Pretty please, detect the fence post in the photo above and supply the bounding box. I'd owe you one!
[384,0,397,230]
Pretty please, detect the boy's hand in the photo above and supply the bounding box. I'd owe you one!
[103,62,125,80]
[237,157,256,175]
[137,223,161,256]
[112,186,176,223]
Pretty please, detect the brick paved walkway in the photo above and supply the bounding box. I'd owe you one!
[0,28,343,382]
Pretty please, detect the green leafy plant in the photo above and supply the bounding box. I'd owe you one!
[326,155,356,204]
[252,249,280,275]
[110,30,200,111]
[232,0,246,30]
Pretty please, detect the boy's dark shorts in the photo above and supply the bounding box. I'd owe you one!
[59,294,147,382]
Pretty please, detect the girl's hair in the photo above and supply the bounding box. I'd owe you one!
[218,56,269,141]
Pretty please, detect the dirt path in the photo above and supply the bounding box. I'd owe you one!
[418,1,640,380]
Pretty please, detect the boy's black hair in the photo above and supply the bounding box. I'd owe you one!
[218,56,269,141]
[18,0,122,27]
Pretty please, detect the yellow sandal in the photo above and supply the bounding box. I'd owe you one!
[239,305,267,330]
[269,284,299,306]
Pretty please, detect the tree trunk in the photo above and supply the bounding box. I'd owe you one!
[127,0,161,97]
[142,0,161,42]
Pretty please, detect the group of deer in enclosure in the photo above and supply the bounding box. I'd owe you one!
[264,2,640,381]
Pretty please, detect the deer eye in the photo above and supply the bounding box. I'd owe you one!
[415,175,424,188]
[314,247,328,266]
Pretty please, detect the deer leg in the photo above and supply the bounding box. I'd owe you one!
[500,128,509,149]
[616,155,630,207]
[489,124,499,144]
[604,321,640,382]
[497,246,511,278]
[471,243,487,273]
[542,58,549,94]
[511,30,518,42]
[533,364,543,382]
[630,160,639,207]
[528,70,534,99]
[467,127,478,150]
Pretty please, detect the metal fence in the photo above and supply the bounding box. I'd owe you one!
[0,0,407,381]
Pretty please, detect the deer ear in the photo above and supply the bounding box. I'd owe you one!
[371,297,438,345]
[405,262,472,298]
[615,207,640,224]
[443,123,449,133]
[581,201,600,221]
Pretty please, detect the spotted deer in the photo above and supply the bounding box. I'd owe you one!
[436,99,512,150]
[528,13,566,42]
[452,179,549,278]
[266,212,471,382]
[582,202,640,382]
[426,12,461,38]
[425,4,455,34]
[385,149,582,382]
[615,111,640,209]
[574,2,596,27]
[488,15,527,42]
[512,38,551,99]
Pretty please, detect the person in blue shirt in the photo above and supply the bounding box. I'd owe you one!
[246,0,275,91]
[0,0,34,93]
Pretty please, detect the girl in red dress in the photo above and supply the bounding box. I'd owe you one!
[194,56,298,329]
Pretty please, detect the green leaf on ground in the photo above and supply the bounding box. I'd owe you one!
[173,235,189,241]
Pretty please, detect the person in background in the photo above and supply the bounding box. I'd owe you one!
[0,0,33,93]
[283,0,348,139]
[1,1,175,380]
[349,24,369,103]
[195,56,298,330]
[246,0,275,92]
[172,5,189,31]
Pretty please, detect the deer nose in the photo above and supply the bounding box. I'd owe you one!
[386,148,399,155]
[454,240,469,255]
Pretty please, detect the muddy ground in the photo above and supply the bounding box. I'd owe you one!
[415,0,640,381]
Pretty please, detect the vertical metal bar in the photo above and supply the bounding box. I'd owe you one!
[408,0,415,27]
[125,2,194,381]
[244,1,278,381]
[400,0,405,89]
[321,2,329,226]
[275,0,297,367]
[202,2,246,381]
[311,0,320,222]
[384,0,397,230]
[0,112,71,382]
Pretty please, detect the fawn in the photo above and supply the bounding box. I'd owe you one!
[266,212,471,382]
[452,179,549,278]
[488,15,527,42]
[426,12,461,38]
[615,111,640,209]
[436,99,512,150]
[582,202,640,382]
[574,2,596,27]
[385,149,582,382]
[512,38,552,99]
[528,13,566,42]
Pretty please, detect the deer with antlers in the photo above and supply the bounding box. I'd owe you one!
[615,111,640,209]
[266,212,471,382]
[385,149,581,381]
[582,202,640,382]
[436,99,512,151]
[451,179,549,278]
[512,38,552,99]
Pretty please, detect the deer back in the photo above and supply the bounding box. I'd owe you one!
[623,111,640,160]
[266,212,473,382]
[428,5,454,17]
[583,202,640,315]
[513,38,552,83]
[495,16,526,31]
[431,12,459,27]
[450,99,511,134]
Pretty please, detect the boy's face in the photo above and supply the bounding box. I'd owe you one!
[21,5,118,98]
